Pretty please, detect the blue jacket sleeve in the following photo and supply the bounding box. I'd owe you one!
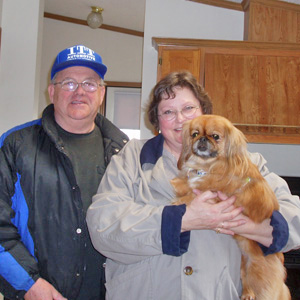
[161,204,191,256]
[259,210,289,256]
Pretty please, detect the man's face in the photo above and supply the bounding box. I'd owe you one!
[48,66,105,133]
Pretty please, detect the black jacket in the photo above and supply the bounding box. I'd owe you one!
[0,104,128,299]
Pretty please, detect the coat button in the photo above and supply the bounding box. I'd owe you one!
[123,139,127,144]
[76,228,82,234]
[183,266,193,275]
[114,148,120,153]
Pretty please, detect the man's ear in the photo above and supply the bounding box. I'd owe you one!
[48,84,55,104]
[99,86,106,106]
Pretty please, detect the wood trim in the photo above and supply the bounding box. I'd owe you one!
[187,0,300,12]
[105,81,141,88]
[44,12,144,37]
[246,134,300,144]
[242,0,300,12]
[153,37,300,51]
[186,0,243,11]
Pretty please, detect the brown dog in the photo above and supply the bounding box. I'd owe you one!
[171,114,290,300]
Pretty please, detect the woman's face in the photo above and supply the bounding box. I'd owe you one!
[157,86,202,156]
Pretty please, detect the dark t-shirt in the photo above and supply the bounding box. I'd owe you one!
[57,124,106,300]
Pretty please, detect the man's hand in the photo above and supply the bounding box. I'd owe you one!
[24,278,67,300]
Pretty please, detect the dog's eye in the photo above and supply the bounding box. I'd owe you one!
[191,131,199,138]
[211,134,220,141]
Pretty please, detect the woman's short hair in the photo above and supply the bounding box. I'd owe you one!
[147,71,213,131]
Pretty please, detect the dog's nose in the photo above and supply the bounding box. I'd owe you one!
[198,136,208,151]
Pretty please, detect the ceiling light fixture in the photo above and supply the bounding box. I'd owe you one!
[87,6,104,29]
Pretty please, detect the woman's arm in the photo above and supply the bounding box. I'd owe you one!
[250,152,300,252]
[87,140,168,264]
[181,190,245,234]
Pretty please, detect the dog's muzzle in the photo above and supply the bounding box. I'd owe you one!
[198,137,209,151]
[193,137,218,158]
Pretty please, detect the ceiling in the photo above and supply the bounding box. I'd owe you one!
[44,0,300,33]
[44,0,146,32]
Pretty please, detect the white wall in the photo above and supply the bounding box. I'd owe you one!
[0,0,2,24]
[40,19,143,116]
[0,0,44,133]
[0,1,143,130]
[141,0,300,176]
[1,0,299,176]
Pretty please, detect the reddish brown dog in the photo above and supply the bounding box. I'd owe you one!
[171,114,290,300]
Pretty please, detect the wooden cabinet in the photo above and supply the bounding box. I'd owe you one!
[158,48,202,82]
[243,0,300,43]
[188,0,300,43]
[153,38,300,144]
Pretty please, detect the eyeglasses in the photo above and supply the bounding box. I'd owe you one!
[157,106,200,121]
[53,79,102,92]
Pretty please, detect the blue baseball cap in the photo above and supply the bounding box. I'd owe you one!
[51,45,107,80]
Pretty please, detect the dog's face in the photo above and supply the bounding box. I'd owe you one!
[178,115,247,170]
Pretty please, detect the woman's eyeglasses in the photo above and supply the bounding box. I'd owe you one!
[158,106,200,121]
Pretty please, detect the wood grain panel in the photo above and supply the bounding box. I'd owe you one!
[157,47,201,82]
[153,38,300,143]
[204,52,300,140]
[204,53,260,124]
[245,0,300,42]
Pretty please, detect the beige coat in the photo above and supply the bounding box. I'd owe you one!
[87,137,300,300]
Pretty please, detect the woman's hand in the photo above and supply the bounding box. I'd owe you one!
[229,214,273,247]
[181,189,246,234]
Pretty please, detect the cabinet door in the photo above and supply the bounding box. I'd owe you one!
[204,52,300,143]
[153,38,300,144]
[157,47,202,82]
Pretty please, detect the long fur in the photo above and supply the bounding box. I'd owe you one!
[171,115,290,300]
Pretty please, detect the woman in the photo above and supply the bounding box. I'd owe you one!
[87,71,300,300]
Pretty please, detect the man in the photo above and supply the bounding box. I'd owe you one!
[0,45,128,300]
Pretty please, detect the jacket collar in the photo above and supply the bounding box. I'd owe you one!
[140,133,164,167]
[42,104,128,149]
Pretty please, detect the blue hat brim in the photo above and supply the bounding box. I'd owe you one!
[51,60,107,80]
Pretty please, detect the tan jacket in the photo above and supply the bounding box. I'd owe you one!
[87,136,300,300]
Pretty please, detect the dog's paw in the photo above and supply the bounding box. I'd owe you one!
[241,294,255,300]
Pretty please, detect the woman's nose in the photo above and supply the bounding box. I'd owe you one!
[175,110,186,122]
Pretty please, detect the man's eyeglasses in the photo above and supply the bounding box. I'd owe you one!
[157,106,200,121]
[53,79,102,92]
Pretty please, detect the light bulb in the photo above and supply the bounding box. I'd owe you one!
[87,7,104,29]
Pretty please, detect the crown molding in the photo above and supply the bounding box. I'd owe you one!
[187,0,243,11]
[44,12,144,38]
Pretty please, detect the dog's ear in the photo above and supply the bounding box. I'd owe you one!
[226,123,247,156]
[225,122,248,168]
[177,120,193,170]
